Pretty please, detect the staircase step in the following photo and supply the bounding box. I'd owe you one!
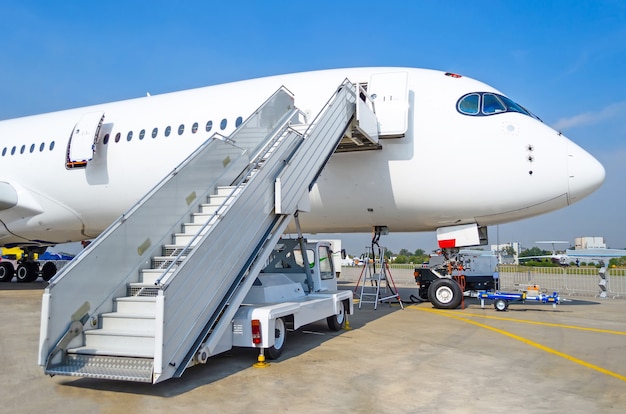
[173,232,202,246]
[84,329,155,353]
[162,245,193,256]
[199,203,222,214]
[182,221,216,234]
[140,269,174,285]
[216,186,241,196]
[207,194,230,205]
[101,312,156,333]
[115,296,157,314]
[151,255,186,269]
[128,283,161,297]
[191,212,220,225]
[45,354,153,382]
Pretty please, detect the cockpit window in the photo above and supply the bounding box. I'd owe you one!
[482,93,506,114]
[498,95,529,115]
[457,92,538,120]
[458,93,480,115]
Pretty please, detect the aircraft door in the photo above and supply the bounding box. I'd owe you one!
[66,111,105,168]
[368,71,409,137]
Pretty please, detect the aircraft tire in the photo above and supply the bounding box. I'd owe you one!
[327,301,346,331]
[266,317,287,360]
[41,262,57,281]
[0,262,14,282]
[16,262,38,283]
[428,278,463,309]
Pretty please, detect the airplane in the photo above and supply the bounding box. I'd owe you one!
[518,240,571,265]
[519,241,625,266]
[0,67,606,282]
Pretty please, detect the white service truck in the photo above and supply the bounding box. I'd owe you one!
[196,238,353,363]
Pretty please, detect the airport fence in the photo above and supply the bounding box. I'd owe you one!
[340,264,626,299]
[339,264,416,286]
[497,265,626,299]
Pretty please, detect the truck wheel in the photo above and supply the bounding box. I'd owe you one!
[41,262,57,281]
[494,299,509,311]
[427,278,463,309]
[266,317,286,360]
[16,262,38,283]
[0,262,14,282]
[327,301,345,331]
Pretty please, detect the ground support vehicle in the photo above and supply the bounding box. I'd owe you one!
[477,286,560,311]
[0,251,72,282]
[217,239,354,361]
[413,250,498,309]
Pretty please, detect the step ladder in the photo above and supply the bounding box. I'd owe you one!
[40,80,379,383]
[357,246,403,310]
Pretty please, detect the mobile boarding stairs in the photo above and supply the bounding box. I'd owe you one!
[38,79,391,383]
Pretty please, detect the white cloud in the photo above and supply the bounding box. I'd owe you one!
[553,101,626,130]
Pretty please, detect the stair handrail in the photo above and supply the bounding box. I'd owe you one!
[153,107,305,287]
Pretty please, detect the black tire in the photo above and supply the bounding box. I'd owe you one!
[327,301,346,331]
[41,262,57,281]
[0,262,14,282]
[266,317,286,360]
[16,262,38,283]
[494,299,509,312]
[427,278,463,309]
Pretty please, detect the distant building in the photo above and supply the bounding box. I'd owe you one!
[574,237,606,250]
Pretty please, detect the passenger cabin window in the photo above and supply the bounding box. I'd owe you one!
[178,124,184,135]
[138,129,146,140]
[152,128,158,138]
[220,118,227,130]
[206,120,213,132]
[456,92,537,120]
[236,116,243,127]
[165,126,171,137]
[192,122,198,133]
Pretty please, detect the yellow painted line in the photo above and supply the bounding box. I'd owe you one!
[414,307,626,382]
[451,311,626,336]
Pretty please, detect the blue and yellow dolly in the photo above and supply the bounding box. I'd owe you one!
[478,287,560,311]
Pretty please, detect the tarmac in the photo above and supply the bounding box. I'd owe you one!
[1,280,625,414]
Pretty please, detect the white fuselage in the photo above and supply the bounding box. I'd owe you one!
[0,67,605,247]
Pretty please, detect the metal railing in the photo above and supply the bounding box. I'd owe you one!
[497,265,626,298]
[340,264,626,298]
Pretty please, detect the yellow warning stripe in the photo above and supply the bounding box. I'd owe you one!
[414,307,626,382]
[449,311,626,335]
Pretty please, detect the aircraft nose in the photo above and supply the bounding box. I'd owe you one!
[567,140,605,205]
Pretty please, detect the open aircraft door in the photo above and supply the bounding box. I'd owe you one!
[66,111,105,168]
[368,71,409,137]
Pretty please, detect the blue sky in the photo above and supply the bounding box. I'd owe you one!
[1,1,625,254]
